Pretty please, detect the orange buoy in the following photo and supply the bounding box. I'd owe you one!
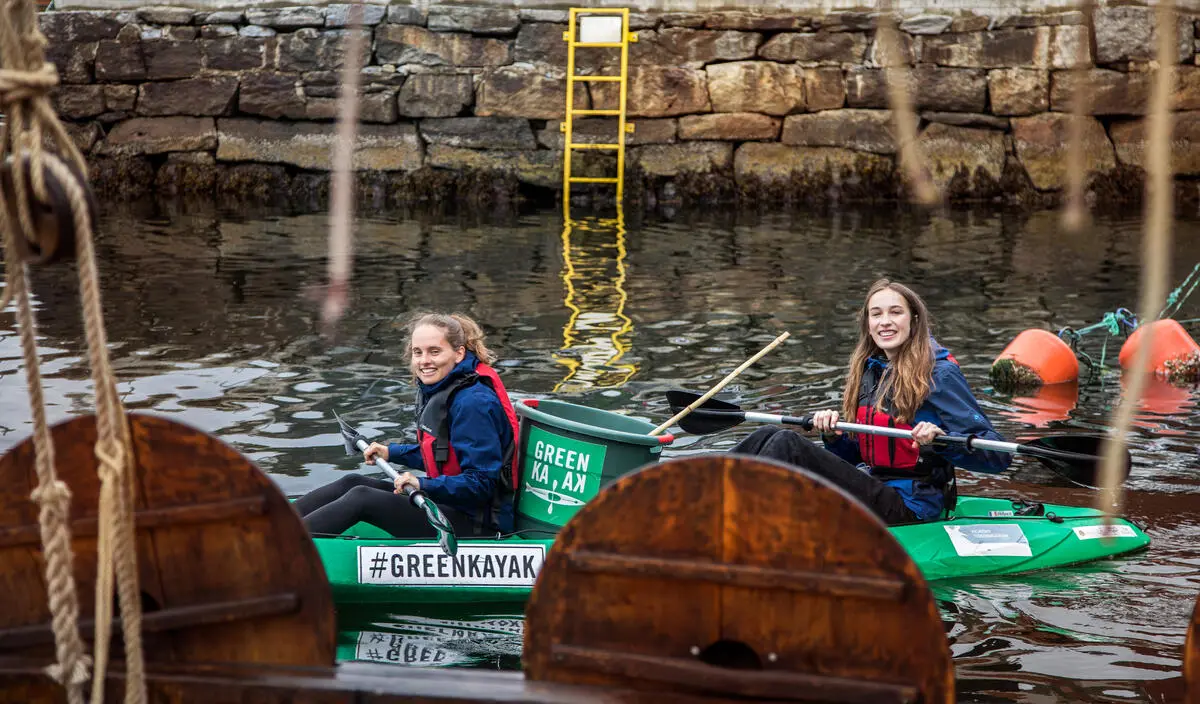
[990,328,1080,390]
[1118,319,1200,381]
[1008,379,1079,426]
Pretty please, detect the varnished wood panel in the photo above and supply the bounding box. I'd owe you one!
[0,412,335,680]
[523,455,953,704]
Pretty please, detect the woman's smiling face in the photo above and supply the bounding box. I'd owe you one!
[867,287,912,359]
[410,324,465,384]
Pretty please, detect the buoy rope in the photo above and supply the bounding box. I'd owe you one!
[0,0,147,700]
[1160,261,1200,319]
[1096,0,1178,518]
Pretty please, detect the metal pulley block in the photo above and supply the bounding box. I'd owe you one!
[0,152,95,265]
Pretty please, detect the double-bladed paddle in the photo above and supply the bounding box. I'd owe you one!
[664,390,1131,489]
[333,410,458,556]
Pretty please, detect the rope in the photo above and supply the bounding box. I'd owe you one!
[1062,0,1096,232]
[0,0,147,699]
[1097,0,1177,518]
[1160,261,1200,319]
[876,0,939,206]
[321,0,366,337]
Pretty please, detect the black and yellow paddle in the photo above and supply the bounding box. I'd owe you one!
[333,410,458,556]
[664,390,1131,489]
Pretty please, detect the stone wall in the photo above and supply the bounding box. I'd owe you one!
[34,3,1200,209]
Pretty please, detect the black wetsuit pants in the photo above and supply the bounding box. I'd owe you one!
[293,474,479,538]
[729,426,919,526]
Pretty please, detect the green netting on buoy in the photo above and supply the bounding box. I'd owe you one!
[989,358,1045,394]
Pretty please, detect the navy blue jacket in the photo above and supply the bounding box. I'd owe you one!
[823,342,1011,521]
[388,352,515,533]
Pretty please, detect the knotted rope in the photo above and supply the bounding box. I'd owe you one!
[0,0,147,701]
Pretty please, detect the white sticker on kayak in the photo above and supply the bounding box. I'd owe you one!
[988,510,1015,517]
[1073,524,1138,540]
[354,631,468,667]
[357,544,545,587]
[944,524,1032,557]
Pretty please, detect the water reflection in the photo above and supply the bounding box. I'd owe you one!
[1,203,1199,703]
[553,207,637,393]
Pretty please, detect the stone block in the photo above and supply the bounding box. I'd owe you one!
[758,32,868,64]
[426,145,559,187]
[911,66,987,112]
[706,61,803,116]
[477,65,587,120]
[39,11,121,43]
[1050,69,1151,116]
[900,15,953,35]
[704,11,812,31]
[97,116,217,156]
[733,142,894,189]
[1011,113,1115,190]
[515,23,569,66]
[419,117,536,150]
[138,76,239,117]
[137,7,195,25]
[631,142,733,177]
[95,39,146,81]
[204,38,268,71]
[217,119,424,170]
[920,112,1010,130]
[846,67,887,108]
[631,28,762,67]
[427,6,519,35]
[325,4,386,27]
[805,68,846,111]
[375,25,511,67]
[398,74,474,118]
[1094,6,1192,64]
[629,66,712,118]
[1110,112,1200,175]
[988,68,1049,116]
[104,84,138,111]
[238,71,306,119]
[142,39,203,80]
[782,109,894,153]
[245,7,325,30]
[918,123,1006,194]
[387,5,426,26]
[1051,25,1091,69]
[678,113,781,141]
[921,28,1050,69]
[55,84,107,120]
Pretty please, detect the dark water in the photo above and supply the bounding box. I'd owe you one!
[2,202,1199,702]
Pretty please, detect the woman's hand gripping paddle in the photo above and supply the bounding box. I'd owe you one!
[333,410,458,557]
[663,390,1131,490]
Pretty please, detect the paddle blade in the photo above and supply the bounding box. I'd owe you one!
[665,389,742,413]
[1021,435,1131,488]
[422,500,458,557]
[675,409,747,435]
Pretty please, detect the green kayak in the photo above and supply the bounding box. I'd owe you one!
[313,399,1150,605]
[314,494,1149,605]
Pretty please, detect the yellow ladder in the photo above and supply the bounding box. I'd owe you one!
[561,8,636,203]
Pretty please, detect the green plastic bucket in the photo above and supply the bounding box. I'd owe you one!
[512,398,673,535]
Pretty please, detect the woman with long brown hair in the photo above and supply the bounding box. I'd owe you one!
[730,279,1011,525]
[294,312,521,538]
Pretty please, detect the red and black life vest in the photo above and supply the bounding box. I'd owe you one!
[854,358,953,488]
[415,363,521,491]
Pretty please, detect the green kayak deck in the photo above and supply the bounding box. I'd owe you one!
[314,494,1150,605]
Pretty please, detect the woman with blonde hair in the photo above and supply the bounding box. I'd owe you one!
[730,279,1011,525]
[295,312,521,537]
